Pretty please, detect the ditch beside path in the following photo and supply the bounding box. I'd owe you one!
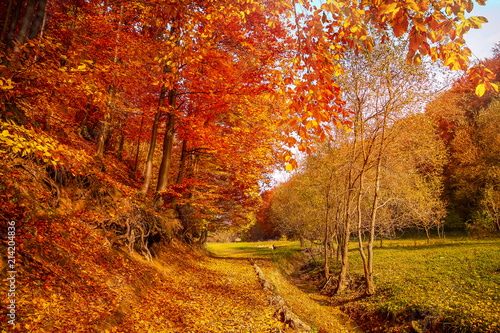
[255,259,364,333]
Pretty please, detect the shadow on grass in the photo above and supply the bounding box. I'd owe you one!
[375,239,500,252]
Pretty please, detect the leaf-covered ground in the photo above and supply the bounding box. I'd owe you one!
[0,210,291,332]
[0,137,290,332]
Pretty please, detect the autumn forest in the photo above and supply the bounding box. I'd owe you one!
[1,0,500,332]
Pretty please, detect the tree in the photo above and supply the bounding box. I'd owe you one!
[329,36,438,294]
[270,34,449,295]
[426,46,500,234]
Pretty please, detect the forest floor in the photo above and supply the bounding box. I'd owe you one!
[0,150,305,332]
[208,239,500,333]
[0,213,293,332]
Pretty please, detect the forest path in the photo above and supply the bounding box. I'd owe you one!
[207,241,364,333]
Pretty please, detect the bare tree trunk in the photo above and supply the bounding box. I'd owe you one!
[335,134,358,294]
[364,107,389,296]
[356,173,371,293]
[336,194,353,294]
[5,0,24,49]
[324,214,330,279]
[95,112,109,158]
[1,0,14,43]
[299,235,305,248]
[156,88,176,193]
[116,128,125,160]
[154,23,179,197]
[15,0,37,47]
[176,139,188,185]
[96,4,123,158]
[323,170,335,279]
[141,83,167,195]
[365,170,379,295]
[28,0,47,39]
[198,228,207,248]
[32,0,47,62]
[134,114,144,171]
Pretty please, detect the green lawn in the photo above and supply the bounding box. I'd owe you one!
[207,240,300,260]
[347,238,500,332]
[208,238,500,332]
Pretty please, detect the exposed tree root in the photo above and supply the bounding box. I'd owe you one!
[102,204,181,261]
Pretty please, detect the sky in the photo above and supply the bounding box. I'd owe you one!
[463,1,500,60]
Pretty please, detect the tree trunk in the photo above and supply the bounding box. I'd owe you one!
[169,138,188,208]
[356,174,371,294]
[364,107,390,296]
[336,221,350,294]
[96,4,123,158]
[95,112,110,158]
[15,0,37,47]
[335,132,358,295]
[176,139,188,185]
[141,82,167,195]
[28,0,47,39]
[334,226,341,262]
[134,114,144,171]
[1,0,14,43]
[6,0,24,49]
[198,228,207,248]
[324,214,330,279]
[116,128,124,160]
[299,235,305,248]
[156,88,177,193]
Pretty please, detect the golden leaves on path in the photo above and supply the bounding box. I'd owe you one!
[2,216,286,332]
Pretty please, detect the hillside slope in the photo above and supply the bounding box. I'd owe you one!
[1,194,287,332]
[0,128,290,332]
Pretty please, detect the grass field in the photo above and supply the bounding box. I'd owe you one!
[208,237,500,332]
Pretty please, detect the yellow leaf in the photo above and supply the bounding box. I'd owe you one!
[285,163,293,171]
[381,3,398,15]
[475,83,486,97]
[413,53,421,66]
